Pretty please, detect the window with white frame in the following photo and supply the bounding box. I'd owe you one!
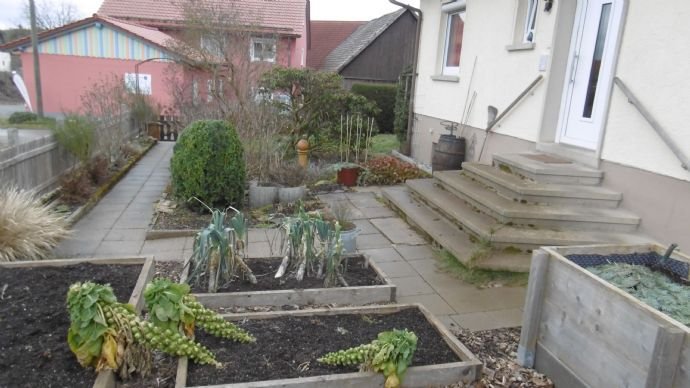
[523,0,538,43]
[439,0,465,77]
[442,10,465,76]
[206,78,224,102]
[250,37,276,62]
[200,35,225,57]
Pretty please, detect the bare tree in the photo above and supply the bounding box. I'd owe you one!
[23,0,81,30]
[164,0,290,180]
[166,0,282,112]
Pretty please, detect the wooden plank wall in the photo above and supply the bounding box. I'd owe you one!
[0,133,72,192]
[340,11,417,84]
[534,249,690,388]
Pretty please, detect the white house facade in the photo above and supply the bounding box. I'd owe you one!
[409,0,690,247]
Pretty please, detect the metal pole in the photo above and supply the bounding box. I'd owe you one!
[29,0,43,117]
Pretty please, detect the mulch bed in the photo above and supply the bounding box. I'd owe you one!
[189,255,382,293]
[450,328,553,388]
[0,263,143,388]
[187,308,460,385]
[152,194,328,230]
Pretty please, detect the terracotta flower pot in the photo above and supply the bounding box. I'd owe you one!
[337,167,360,187]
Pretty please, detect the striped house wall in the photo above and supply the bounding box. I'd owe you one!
[31,23,170,61]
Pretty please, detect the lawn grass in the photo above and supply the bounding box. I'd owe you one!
[437,249,529,288]
[369,134,400,155]
[0,117,57,129]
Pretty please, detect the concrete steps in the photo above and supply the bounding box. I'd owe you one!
[493,152,603,185]
[383,151,649,273]
[462,163,621,208]
[401,179,648,250]
[432,172,639,232]
[382,186,532,272]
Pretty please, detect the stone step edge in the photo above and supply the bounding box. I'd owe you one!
[381,187,530,273]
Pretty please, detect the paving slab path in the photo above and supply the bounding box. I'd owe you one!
[318,190,526,332]
[54,142,175,258]
[54,147,525,331]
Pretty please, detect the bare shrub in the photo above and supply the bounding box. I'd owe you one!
[59,169,93,204]
[80,74,133,165]
[0,187,70,261]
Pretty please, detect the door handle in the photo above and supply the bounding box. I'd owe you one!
[569,52,580,83]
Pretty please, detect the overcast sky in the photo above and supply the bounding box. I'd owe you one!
[0,0,420,29]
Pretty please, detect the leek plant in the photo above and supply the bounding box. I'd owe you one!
[274,206,345,287]
[185,202,257,293]
[318,329,418,388]
[66,282,220,379]
[144,278,255,343]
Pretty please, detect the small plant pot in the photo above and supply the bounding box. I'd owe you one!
[340,227,359,253]
[337,167,360,187]
[249,181,279,208]
[278,186,307,204]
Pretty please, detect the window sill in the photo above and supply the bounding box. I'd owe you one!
[506,42,535,52]
[431,75,460,82]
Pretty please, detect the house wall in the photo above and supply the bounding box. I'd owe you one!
[340,11,417,83]
[414,0,690,183]
[599,1,690,181]
[30,23,171,60]
[20,53,181,115]
[413,0,557,165]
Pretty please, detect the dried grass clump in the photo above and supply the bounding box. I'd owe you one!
[0,187,70,261]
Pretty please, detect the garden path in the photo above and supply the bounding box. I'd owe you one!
[53,141,174,258]
[53,142,524,331]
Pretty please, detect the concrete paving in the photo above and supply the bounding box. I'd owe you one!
[53,144,525,332]
[319,190,526,332]
[54,142,175,258]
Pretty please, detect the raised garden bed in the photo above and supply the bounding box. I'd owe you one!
[148,195,325,240]
[176,304,482,387]
[518,244,690,388]
[181,254,396,308]
[0,256,155,388]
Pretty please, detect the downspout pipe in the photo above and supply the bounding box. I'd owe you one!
[389,0,421,156]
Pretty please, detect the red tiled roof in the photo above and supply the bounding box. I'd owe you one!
[98,0,307,36]
[307,20,365,69]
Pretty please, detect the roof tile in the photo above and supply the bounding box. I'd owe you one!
[98,0,307,35]
[307,20,365,69]
[321,9,407,73]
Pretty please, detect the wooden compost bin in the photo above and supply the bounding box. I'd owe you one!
[175,304,482,387]
[180,254,397,308]
[518,244,690,388]
[1,256,156,388]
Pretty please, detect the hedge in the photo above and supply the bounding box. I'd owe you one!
[351,83,397,133]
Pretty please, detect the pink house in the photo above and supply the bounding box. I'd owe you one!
[0,0,310,116]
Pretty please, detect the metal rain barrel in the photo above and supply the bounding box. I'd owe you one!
[432,134,466,171]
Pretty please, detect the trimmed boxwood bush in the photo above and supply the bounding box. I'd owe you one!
[171,120,246,209]
[351,83,396,133]
[8,111,38,124]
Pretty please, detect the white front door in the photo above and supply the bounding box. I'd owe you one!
[557,0,624,150]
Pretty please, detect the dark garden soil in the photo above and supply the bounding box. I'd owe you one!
[152,195,328,230]
[0,263,143,388]
[451,328,553,387]
[187,308,460,385]
[189,255,382,293]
